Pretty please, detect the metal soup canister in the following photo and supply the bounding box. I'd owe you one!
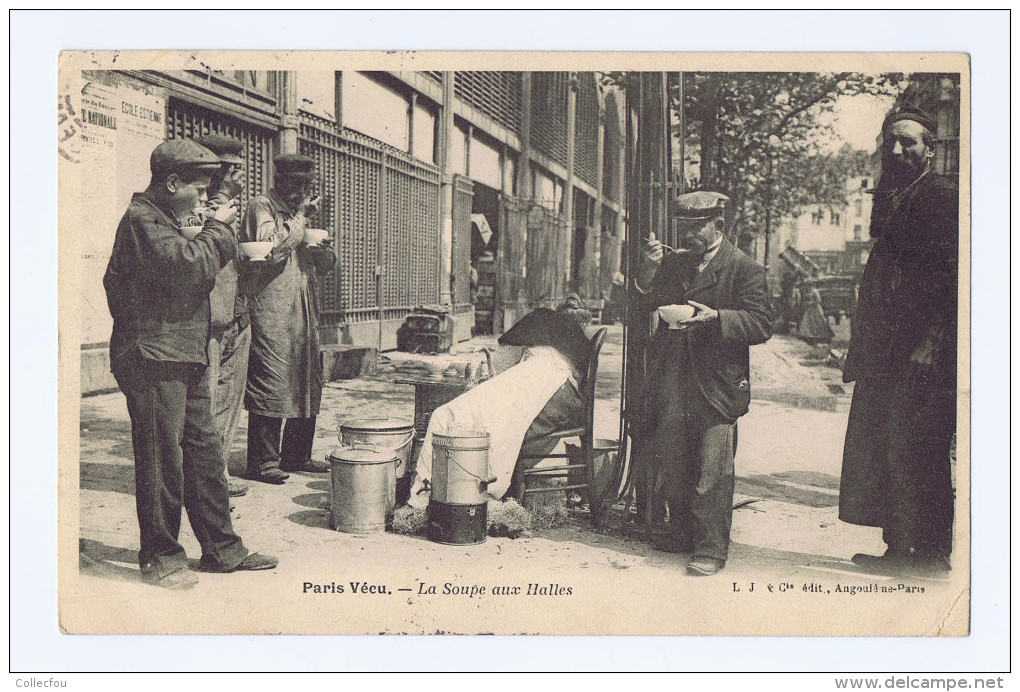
[327,446,397,534]
[339,418,414,480]
[429,431,496,505]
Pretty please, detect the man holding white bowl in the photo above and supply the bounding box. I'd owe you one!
[242,154,337,484]
[632,190,772,576]
[104,139,279,588]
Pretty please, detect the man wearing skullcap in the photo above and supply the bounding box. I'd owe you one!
[243,154,337,484]
[839,108,959,576]
[632,191,772,576]
[193,135,251,499]
[104,139,278,589]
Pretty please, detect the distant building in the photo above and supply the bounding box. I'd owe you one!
[771,175,874,281]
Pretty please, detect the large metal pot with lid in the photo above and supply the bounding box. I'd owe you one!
[339,418,415,505]
[327,445,398,534]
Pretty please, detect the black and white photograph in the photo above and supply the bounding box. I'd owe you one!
[54,50,971,638]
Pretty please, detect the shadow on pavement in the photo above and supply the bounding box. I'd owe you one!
[287,509,331,530]
[736,470,840,508]
[79,538,144,584]
[80,461,135,495]
[292,492,331,511]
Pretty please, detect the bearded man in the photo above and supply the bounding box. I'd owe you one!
[839,108,959,575]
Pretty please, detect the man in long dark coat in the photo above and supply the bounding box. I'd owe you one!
[633,191,773,576]
[243,154,337,484]
[839,108,959,575]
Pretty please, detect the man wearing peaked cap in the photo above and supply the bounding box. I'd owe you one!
[103,139,278,589]
[632,189,772,576]
[273,153,316,179]
[242,153,337,484]
[673,190,730,219]
[193,135,251,499]
[198,134,246,165]
[839,106,958,576]
[148,137,222,176]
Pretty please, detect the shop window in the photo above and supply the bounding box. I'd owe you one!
[297,72,337,122]
[342,72,409,151]
[535,166,556,210]
[503,152,517,195]
[232,71,270,94]
[412,101,436,164]
[449,125,467,176]
[470,135,502,191]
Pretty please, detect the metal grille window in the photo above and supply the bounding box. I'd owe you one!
[165,98,274,210]
[453,71,522,135]
[299,114,440,327]
[531,72,569,167]
[602,91,623,203]
[574,73,600,188]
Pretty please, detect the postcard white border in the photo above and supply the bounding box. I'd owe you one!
[11,9,1010,674]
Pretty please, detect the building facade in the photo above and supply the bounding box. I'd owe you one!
[69,69,627,394]
[769,175,874,283]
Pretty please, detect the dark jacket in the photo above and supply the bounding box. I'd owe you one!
[640,238,773,422]
[104,193,236,368]
[842,173,958,384]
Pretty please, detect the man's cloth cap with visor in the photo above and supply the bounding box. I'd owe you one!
[673,191,729,220]
[274,154,316,180]
[149,139,222,176]
[197,134,246,165]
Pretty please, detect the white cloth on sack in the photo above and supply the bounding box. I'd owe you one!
[408,346,575,508]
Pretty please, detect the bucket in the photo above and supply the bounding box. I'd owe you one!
[340,418,414,506]
[327,445,397,534]
[430,431,496,506]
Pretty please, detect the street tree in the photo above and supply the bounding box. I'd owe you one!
[679,72,900,251]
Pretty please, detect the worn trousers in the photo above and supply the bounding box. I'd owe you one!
[246,412,318,474]
[113,350,248,578]
[640,392,737,563]
[206,321,251,477]
[635,333,738,562]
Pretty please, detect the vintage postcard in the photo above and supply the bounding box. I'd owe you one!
[58,50,970,636]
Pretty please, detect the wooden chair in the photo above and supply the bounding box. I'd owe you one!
[515,327,619,523]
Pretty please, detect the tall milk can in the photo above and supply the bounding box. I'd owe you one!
[428,431,495,545]
[327,446,397,534]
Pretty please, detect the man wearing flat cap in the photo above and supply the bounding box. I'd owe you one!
[243,154,337,484]
[193,135,250,499]
[839,108,959,576]
[104,139,278,589]
[633,190,772,576]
